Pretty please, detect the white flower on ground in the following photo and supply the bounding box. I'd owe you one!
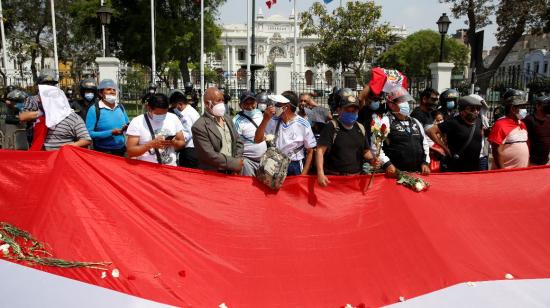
[414,181,425,191]
[466,281,477,287]
[0,244,10,255]
[265,134,275,142]
[345,304,354,308]
[111,268,120,278]
[399,296,406,302]
[101,272,107,279]
[219,303,228,308]
[505,273,514,279]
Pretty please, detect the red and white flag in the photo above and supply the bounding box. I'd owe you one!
[266,0,277,9]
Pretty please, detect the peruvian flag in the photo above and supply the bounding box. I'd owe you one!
[266,0,277,9]
[1,147,550,307]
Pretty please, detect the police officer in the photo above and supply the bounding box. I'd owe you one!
[4,89,29,149]
[184,81,199,109]
[256,91,270,112]
[328,87,342,114]
[73,78,98,121]
[375,87,430,177]
[438,89,459,120]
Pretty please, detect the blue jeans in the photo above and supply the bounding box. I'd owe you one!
[287,160,302,176]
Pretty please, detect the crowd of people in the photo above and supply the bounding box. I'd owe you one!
[2,73,549,187]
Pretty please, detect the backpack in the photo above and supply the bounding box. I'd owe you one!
[329,119,366,145]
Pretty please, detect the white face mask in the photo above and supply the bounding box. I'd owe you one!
[258,103,267,112]
[211,102,226,117]
[104,94,117,104]
[275,106,285,117]
[517,108,528,120]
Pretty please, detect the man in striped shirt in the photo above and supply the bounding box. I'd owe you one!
[19,74,91,150]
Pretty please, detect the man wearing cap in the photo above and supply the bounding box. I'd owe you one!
[192,87,244,173]
[375,87,430,176]
[488,89,530,169]
[523,96,550,165]
[233,91,267,176]
[254,91,317,176]
[85,79,129,156]
[19,73,91,150]
[169,89,200,168]
[316,91,372,186]
[427,95,484,172]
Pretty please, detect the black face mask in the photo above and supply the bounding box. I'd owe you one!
[464,111,478,123]
[544,105,550,114]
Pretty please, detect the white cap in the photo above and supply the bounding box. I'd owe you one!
[268,94,290,104]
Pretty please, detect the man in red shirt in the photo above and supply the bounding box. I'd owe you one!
[488,89,529,169]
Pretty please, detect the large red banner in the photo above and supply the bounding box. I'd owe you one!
[0,147,549,307]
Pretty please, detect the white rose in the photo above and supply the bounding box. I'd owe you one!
[0,243,10,255]
[265,134,275,142]
[111,268,120,278]
[505,273,514,279]
[415,182,425,192]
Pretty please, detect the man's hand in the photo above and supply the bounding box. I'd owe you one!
[235,159,244,172]
[421,164,431,175]
[112,128,123,136]
[263,105,275,121]
[317,174,330,187]
[385,164,397,178]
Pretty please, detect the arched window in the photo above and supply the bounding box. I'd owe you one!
[325,71,333,86]
[305,70,313,86]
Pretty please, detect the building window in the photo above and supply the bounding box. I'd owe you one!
[305,70,313,86]
[534,61,540,74]
[526,63,531,73]
[544,62,548,74]
[305,48,314,67]
[325,71,333,86]
[238,48,246,61]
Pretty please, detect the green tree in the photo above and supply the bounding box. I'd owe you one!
[300,1,393,85]
[441,0,549,92]
[109,0,224,83]
[377,30,469,78]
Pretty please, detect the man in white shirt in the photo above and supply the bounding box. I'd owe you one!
[169,89,200,168]
[126,93,185,166]
[255,91,317,176]
[233,91,267,176]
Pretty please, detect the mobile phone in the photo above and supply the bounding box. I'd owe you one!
[165,135,176,141]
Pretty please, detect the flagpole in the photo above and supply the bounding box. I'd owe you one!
[101,0,105,57]
[293,0,297,91]
[151,0,156,84]
[200,0,205,114]
[50,0,59,81]
[246,0,251,91]
[0,0,8,77]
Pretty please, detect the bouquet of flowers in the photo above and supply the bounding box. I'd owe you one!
[366,120,389,191]
[396,170,430,192]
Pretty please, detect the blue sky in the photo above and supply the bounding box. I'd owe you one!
[219,0,498,50]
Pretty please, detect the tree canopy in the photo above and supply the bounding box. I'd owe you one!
[300,1,394,85]
[377,30,469,78]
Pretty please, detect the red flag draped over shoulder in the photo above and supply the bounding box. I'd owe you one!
[0,147,550,307]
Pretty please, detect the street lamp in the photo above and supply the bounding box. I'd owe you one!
[97,5,114,57]
[436,13,451,62]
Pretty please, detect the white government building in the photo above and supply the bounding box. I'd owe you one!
[207,9,408,90]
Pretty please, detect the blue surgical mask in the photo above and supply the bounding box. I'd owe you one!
[84,93,95,101]
[340,112,358,125]
[397,102,410,117]
[517,109,528,120]
[243,109,257,118]
[446,101,455,110]
[151,113,166,122]
[370,101,380,111]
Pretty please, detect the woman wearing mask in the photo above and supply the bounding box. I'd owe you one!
[126,93,185,165]
[85,79,129,156]
[254,91,317,176]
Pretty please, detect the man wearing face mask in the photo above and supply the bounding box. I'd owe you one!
[358,85,387,146]
[73,78,98,121]
[126,93,185,165]
[316,93,372,186]
[192,87,244,173]
[232,91,267,176]
[169,89,200,168]
[427,95,483,172]
[411,87,439,127]
[524,96,550,166]
[254,91,317,176]
[488,89,530,169]
[256,91,270,113]
[85,79,129,156]
[374,87,430,177]
[438,89,460,120]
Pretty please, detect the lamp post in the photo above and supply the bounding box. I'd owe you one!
[97,5,113,57]
[436,13,451,62]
